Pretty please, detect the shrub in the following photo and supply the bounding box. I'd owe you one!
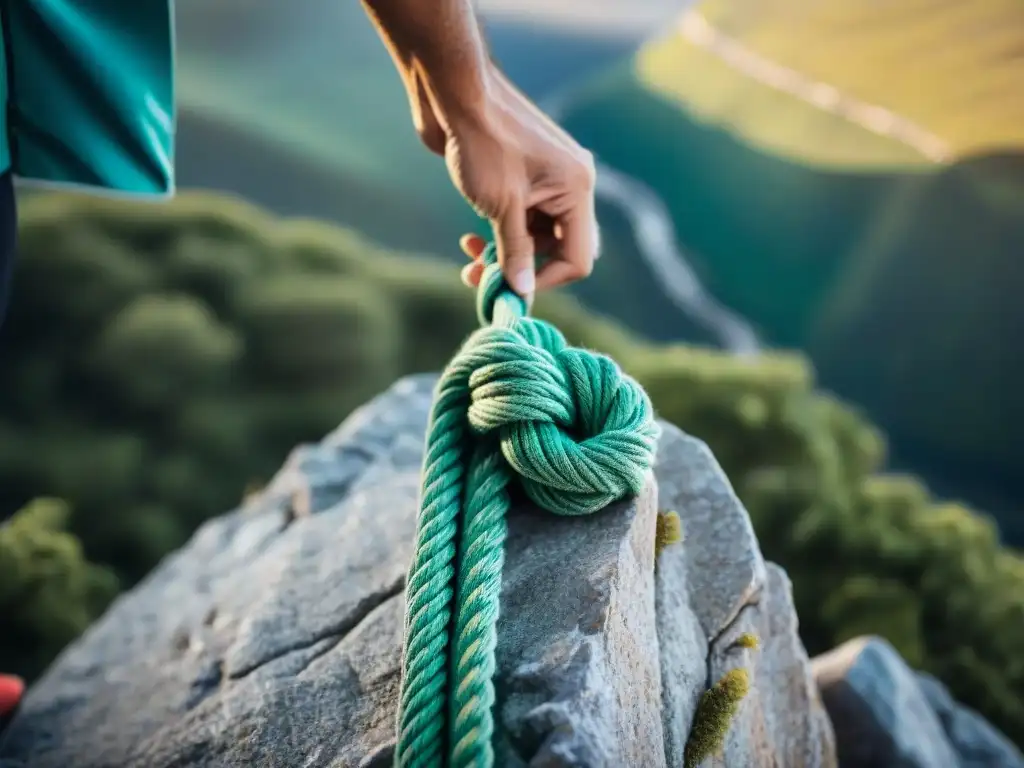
[2,192,1021,746]
[0,499,119,681]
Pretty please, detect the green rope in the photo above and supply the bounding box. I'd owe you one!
[394,243,660,768]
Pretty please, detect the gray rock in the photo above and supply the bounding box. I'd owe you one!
[652,425,836,768]
[812,636,1024,768]
[706,565,838,768]
[916,672,1024,768]
[0,374,836,768]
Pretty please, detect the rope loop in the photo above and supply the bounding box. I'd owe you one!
[467,244,658,514]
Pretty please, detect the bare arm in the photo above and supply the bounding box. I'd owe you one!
[359,0,598,297]
[360,0,491,136]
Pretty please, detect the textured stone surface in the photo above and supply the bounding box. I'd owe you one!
[653,428,837,768]
[917,672,1024,768]
[812,636,1024,768]
[0,375,664,768]
[0,374,839,768]
[707,565,838,768]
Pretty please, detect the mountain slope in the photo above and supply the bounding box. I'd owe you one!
[174,0,464,210]
[693,0,1024,157]
[556,2,1024,537]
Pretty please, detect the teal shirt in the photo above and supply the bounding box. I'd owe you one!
[0,26,9,176]
[0,1,175,196]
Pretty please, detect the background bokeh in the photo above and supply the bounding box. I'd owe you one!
[2,0,1021,750]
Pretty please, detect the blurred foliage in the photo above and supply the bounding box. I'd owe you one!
[1,192,1021,747]
[0,499,119,681]
[809,156,1024,539]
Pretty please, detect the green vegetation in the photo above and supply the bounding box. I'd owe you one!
[684,668,751,768]
[0,191,635,590]
[171,0,1024,535]
[0,500,119,681]
[735,633,759,651]
[1,193,1022,748]
[655,510,684,558]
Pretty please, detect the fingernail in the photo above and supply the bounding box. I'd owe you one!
[512,268,535,297]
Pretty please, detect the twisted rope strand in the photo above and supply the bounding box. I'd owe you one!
[451,445,510,768]
[395,244,660,767]
[395,374,469,768]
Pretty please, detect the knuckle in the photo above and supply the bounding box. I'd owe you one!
[575,257,595,279]
[468,188,503,220]
[506,232,533,251]
[473,180,520,222]
[575,150,597,188]
[414,119,446,155]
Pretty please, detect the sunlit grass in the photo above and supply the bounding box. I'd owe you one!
[695,0,1024,156]
[635,34,930,170]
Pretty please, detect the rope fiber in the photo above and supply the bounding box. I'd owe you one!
[394,243,660,767]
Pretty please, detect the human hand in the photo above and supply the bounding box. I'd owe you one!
[421,67,600,299]
[361,0,599,299]
[458,233,488,289]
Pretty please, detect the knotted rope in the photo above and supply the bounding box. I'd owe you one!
[394,243,660,768]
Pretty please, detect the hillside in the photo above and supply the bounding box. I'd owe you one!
[2,191,1022,747]
[693,0,1024,158]
[168,1,1022,533]
[173,0,463,209]
[174,106,457,256]
[556,2,1024,540]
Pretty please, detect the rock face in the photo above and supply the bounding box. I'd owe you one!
[0,374,835,768]
[813,637,1024,768]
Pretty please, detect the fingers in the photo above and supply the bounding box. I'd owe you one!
[493,205,536,298]
[462,166,600,297]
[535,259,587,292]
[459,234,486,288]
[460,202,599,294]
[460,260,484,288]
[459,234,487,261]
[536,200,599,291]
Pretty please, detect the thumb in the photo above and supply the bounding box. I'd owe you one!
[493,205,535,298]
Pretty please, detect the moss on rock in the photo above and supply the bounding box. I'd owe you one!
[684,668,752,768]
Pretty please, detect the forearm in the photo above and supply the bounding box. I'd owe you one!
[360,0,492,121]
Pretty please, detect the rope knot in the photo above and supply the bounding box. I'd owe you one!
[461,244,660,516]
[395,241,661,768]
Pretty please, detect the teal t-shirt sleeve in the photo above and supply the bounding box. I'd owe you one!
[0,15,10,176]
[2,0,175,197]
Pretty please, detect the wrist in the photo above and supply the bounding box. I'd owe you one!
[415,54,495,129]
